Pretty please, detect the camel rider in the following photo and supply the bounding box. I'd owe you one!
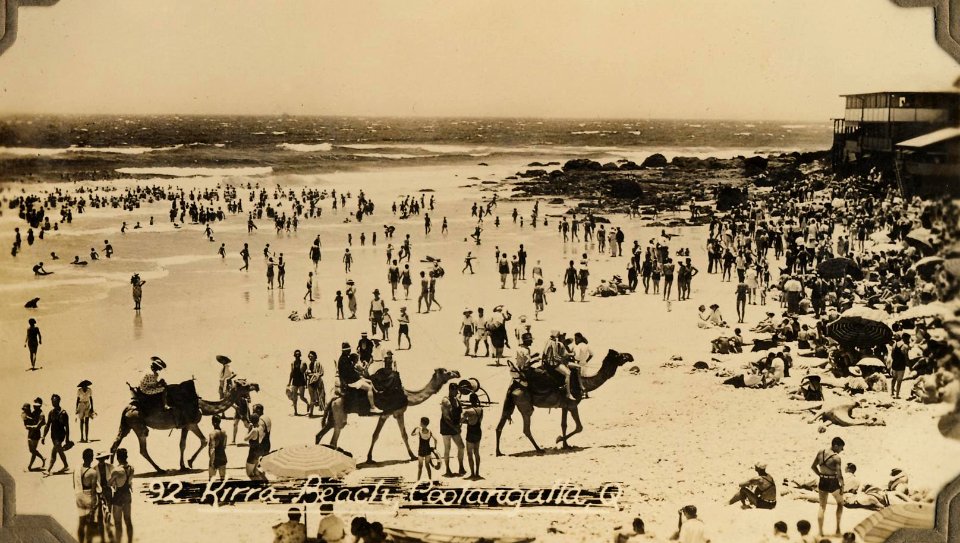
[217,355,235,399]
[139,357,168,397]
[509,333,536,389]
[542,330,576,401]
[337,342,382,414]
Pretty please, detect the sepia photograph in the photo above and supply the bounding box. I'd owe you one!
[1,1,959,542]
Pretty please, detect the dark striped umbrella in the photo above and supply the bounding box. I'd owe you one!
[854,503,934,543]
[817,257,863,280]
[826,316,893,348]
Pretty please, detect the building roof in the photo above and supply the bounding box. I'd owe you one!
[897,127,960,149]
[840,91,960,98]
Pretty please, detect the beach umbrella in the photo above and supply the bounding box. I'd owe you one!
[888,302,955,323]
[842,306,892,323]
[827,316,893,348]
[857,357,885,369]
[259,444,355,479]
[910,256,944,275]
[853,503,934,543]
[817,257,863,280]
[904,228,938,256]
[943,258,960,278]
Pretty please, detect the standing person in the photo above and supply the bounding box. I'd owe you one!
[440,383,466,477]
[397,307,411,349]
[22,400,46,471]
[310,237,321,269]
[342,249,353,273]
[812,437,846,537]
[207,416,228,481]
[379,307,393,341]
[109,448,134,543]
[288,350,308,416]
[462,252,475,274]
[735,279,749,324]
[244,413,267,481]
[498,256,509,289]
[304,272,314,302]
[460,310,475,356]
[411,417,436,482]
[661,258,676,301]
[891,333,910,398]
[218,243,226,258]
[473,308,490,357]
[417,271,431,313]
[74,448,99,543]
[277,255,286,289]
[306,351,324,417]
[334,290,344,320]
[563,260,578,302]
[533,279,547,320]
[94,451,114,542]
[400,264,412,300]
[42,393,70,475]
[510,256,520,288]
[346,280,358,319]
[76,380,94,443]
[25,318,41,370]
[369,289,385,336]
[131,274,147,311]
[518,244,527,279]
[388,260,401,299]
[463,393,484,480]
[239,243,250,271]
[266,257,275,290]
[428,270,442,310]
[578,262,590,302]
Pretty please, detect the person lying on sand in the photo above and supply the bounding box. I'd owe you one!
[782,400,888,427]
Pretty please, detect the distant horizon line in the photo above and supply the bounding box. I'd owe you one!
[0,112,834,124]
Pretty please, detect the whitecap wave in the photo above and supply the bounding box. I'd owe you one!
[0,145,183,157]
[116,166,273,177]
[277,143,333,152]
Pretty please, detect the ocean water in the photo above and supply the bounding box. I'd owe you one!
[0,116,832,174]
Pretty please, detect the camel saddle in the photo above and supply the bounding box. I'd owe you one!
[130,380,201,424]
[513,365,583,401]
[341,369,408,416]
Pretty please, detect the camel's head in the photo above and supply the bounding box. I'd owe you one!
[607,350,634,367]
[432,368,461,387]
[232,378,260,398]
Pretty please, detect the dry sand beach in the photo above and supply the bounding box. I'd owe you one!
[1,153,959,543]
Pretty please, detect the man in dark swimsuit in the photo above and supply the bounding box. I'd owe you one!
[728,462,777,509]
[110,448,135,543]
[42,394,69,475]
[811,436,845,537]
[440,383,466,477]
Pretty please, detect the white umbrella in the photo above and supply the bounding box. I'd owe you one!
[888,302,955,323]
[259,444,355,479]
[842,306,891,323]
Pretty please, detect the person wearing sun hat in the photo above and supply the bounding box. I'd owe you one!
[216,355,235,399]
[139,356,167,395]
[728,462,777,509]
[76,380,95,443]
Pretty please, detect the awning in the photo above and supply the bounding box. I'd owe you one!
[897,127,960,149]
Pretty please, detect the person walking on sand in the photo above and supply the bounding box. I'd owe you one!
[498,255,509,289]
[661,258,675,301]
[346,281,358,319]
[440,383,466,477]
[379,307,393,340]
[462,252,475,274]
[310,236,322,269]
[22,400,46,471]
[736,279,748,324]
[428,270,442,310]
[25,318,42,370]
[473,308,490,357]
[563,260,578,302]
[460,309,475,356]
[76,381,94,443]
[397,307,411,349]
[306,351,324,417]
[240,243,250,271]
[342,248,353,273]
[288,350,308,416]
[388,260,401,299]
[401,264,412,300]
[218,243,226,258]
[578,262,590,301]
[42,394,70,475]
[533,279,547,320]
[369,289,385,336]
[812,437,845,537]
[417,271,431,313]
[304,272,314,302]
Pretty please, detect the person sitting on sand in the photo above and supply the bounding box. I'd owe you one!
[710,328,744,354]
[789,375,824,402]
[71,256,88,266]
[33,262,53,276]
[728,462,777,509]
[843,367,869,395]
[698,304,726,328]
[614,517,656,542]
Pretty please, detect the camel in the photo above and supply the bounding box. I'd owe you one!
[315,368,460,463]
[495,349,633,456]
[109,378,259,473]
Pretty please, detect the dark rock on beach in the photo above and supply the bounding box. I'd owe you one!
[640,153,668,168]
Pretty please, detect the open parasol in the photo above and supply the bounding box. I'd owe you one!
[857,357,886,369]
[888,302,955,323]
[853,503,934,543]
[842,306,892,323]
[943,258,960,278]
[827,316,893,348]
[910,256,944,275]
[259,444,355,479]
[904,228,939,256]
[817,257,863,280]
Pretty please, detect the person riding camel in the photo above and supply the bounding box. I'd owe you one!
[217,355,235,399]
[542,330,576,401]
[337,342,381,414]
[139,357,168,397]
[509,332,537,389]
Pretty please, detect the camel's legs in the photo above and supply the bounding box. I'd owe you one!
[518,404,540,452]
[187,424,208,468]
[557,406,584,447]
[134,428,164,473]
[394,412,416,460]
[366,416,389,462]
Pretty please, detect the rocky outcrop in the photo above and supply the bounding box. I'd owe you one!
[640,153,668,168]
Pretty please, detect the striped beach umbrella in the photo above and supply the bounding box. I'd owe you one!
[853,503,934,543]
[259,444,355,479]
[827,316,893,348]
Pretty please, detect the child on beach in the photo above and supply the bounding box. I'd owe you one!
[380,307,393,340]
[411,417,437,481]
[335,291,344,320]
[533,279,547,320]
[305,272,314,302]
[397,307,411,349]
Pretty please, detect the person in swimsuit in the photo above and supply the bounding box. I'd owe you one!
[306,351,325,417]
[25,318,41,370]
[75,448,99,543]
[440,383,466,477]
[397,307,411,349]
[244,413,267,481]
[208,415,228,481]
[811,437,845,537]
[463,393,484,480]
[131,274,146,311]
[411,417,437,481]
[76,381,94,442]
[22,401,46,471]
[42,393,70,475]
[288,350,308,416]
[109,448,134,543]
[728,462,777,509]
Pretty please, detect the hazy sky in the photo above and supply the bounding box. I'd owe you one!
[0,0,956,120]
